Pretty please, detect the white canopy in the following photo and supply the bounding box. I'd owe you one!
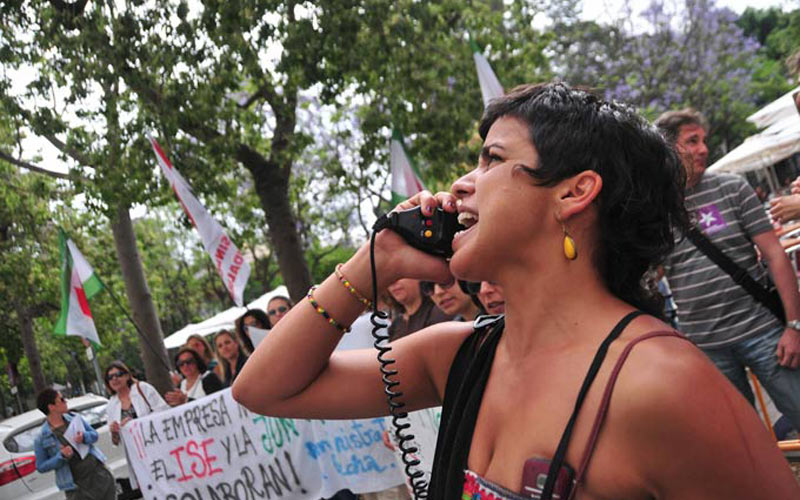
[163,286,289,349]
[707,87,800,175]
[747,86,800,129]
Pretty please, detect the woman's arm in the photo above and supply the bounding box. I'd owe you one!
[233,192,458,418]
[79,416,99,445]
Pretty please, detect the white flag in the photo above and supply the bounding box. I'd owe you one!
[390,129,426,205]
[149,138,250,306]
[471,40,504,108]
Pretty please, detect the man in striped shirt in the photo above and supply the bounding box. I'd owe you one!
[656,108,800,431]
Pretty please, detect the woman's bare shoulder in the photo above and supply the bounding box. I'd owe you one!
[609,332,800,497]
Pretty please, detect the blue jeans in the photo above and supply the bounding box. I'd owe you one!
[703,326,800,431]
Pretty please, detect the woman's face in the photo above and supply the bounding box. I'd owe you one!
[478,281,506,314]
[429,282,473,317]
[177,352,200,379]
[450,116,544,281]
[187,338,207,358]
[106,367,130,393]
[267,299,291,327]
[387,279,421,307]
[215,334,239,361]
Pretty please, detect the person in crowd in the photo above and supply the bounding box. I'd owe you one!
[422,280,482,321]
[235,308,271,353]
[34,388,116,499]
[386,278,451,341]
[476,281,505,315]
[266,295,293,327]
[185,333,225,382]
[656,108,800,433]
[165,347,226,406]
[234,83,799,498]
[104,360,169,491]
[215,330,249,386]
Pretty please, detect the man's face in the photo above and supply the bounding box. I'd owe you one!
[675,124,709,184]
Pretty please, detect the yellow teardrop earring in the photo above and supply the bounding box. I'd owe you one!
[562,224,577,260]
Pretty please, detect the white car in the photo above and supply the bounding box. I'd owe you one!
[0,393,138,499]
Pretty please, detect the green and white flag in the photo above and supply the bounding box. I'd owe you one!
[54,230,103,345]
[471,40,504,108]
[390,129,426,205]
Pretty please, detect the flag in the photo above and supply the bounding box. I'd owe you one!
[471,40,504,108]
[149,137,250,306]
[54,230,104,346]
[390,129,426,205]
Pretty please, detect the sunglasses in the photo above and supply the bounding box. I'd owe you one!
[176,359,196,368]
[421,280,482,296]
[420,281,456,296]
[268,305,288,316]
[106,371,127,381]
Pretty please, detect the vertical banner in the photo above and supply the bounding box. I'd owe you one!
[121,389,405,499]
[149,138,250,306]
[390,129,426,206]
[470,40,504,108]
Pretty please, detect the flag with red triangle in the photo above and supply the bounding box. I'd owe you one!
[54,230,104,346]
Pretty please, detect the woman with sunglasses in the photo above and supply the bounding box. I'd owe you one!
[266,296,293,327]
[386,278,452,341]
[165,347,225,406]
[104,360,168,491]
[234,83,800,498]
[214,330,249,386]
[422,280,483,322]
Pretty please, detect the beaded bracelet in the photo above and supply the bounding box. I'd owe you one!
[307,286,350,333]
[335,263,372,308]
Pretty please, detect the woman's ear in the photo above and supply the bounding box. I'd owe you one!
[555,170,603,220]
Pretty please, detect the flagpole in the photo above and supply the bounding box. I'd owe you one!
[80,338,106,396]
[97,277,173,373]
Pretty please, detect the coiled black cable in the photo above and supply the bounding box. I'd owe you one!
[369,219,428,500]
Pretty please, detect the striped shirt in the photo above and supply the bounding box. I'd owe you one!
[663,172,779,349]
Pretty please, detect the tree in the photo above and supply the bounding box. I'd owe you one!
[549,0,788,159]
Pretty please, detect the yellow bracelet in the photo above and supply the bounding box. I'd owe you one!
[307,286,350,333]
[335,264,372,308]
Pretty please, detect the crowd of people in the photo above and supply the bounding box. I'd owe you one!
[32,81,800,499]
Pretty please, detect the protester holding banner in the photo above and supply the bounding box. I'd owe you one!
[105,360,169,489]
[165,347,226,406]
[235,308,271,353]
[215,330,249,386]
[34,388,117,499]
[234,83,800,498]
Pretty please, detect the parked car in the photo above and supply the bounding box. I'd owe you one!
[0,393,138,499]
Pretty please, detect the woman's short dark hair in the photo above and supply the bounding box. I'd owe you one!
[235,309,270,354]
[175,347,208,374]
[104,360,134,395]
[36,387,59,415]
[479,82,689,315]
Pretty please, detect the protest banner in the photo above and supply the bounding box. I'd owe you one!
[121,389,405,499]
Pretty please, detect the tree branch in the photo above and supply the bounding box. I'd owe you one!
[0,150,74,180]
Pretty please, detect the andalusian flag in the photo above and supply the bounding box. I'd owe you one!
[54,230,103,345]
[471,40,504,108]
[390,129,426,205]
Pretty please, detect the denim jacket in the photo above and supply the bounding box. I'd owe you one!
[33,413,107,491]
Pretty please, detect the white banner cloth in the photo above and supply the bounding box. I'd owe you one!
[121,389,405,499]
[150,138,250,306]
